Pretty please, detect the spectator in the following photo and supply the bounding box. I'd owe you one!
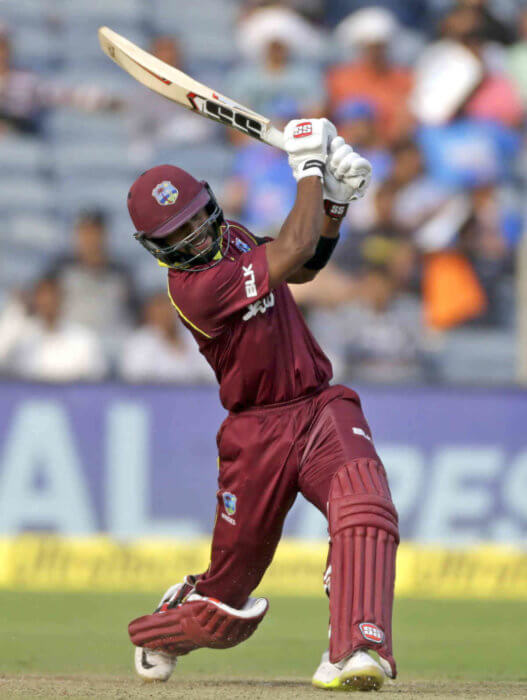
[128,35,215,165]
[332,99,392,182]
[230,8,325,118]
[390,139,452,231]
[48,210,137,356]
[119,292,215,383]
[307,263,430,383]
[455,0,516,46]
[329,7,414,145]
[335,181,404,274]
[507,6,527,105]
[0,276,107,381]
[439,5,524,127]
[0,23,117,136]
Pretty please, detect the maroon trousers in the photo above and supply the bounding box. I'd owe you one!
[197,384,385,604]
[196,384,398,674]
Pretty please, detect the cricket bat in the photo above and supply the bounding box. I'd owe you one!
[98,26,285,150]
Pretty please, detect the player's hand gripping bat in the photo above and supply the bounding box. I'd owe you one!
[98,26,285,150]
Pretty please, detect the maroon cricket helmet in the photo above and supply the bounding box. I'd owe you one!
[127,164,227,270]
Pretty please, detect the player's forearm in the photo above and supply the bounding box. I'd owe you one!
[280,177,324,262]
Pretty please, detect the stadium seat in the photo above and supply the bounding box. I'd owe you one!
[0,136,49,175]
[0,177,55,212]
[56,177,131,218]
[60,0,144,25]
[0,250,53,289]
[63,26,148,71]
[150,0,237,32]
[52,142,134,179]
[12,26,62,71]
[156,143,234,183]
[0,0,54,26]
[46,109,128,143]
[438,329,515,383]
[8,214,67,255]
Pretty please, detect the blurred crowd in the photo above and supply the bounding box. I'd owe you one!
[1,0,526,384]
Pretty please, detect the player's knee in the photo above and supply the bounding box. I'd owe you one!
[328,459,399,542]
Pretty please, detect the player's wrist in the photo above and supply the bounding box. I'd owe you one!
[292,158,324,182]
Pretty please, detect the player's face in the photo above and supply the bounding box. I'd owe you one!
[160,207,214,257]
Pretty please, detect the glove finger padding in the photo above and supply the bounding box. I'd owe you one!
[129,593,269,656]
[334,153,369,180]
[329,142,354,172]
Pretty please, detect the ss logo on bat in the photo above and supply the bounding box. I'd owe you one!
[187,92,264,140]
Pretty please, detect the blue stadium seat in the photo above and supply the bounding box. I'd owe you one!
[12,26,62,71]
[0,177,55,212]
[52,142,133,179]
[63,26,148,71]
[0,0,55,26]
[0,250,53,289]
[0,136,49,174]
[46,109,128,143]
[60,0,144,26]
[56,67,133,98]
[56,177,131,218]
[156,143,234,183]
[150,0,237,32]
[438,329,515,383]
[8,214,67,255]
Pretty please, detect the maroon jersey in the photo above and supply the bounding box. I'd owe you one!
[167,222,332,411]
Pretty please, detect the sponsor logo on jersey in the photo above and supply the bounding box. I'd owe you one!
[223,492,237,516]
[234,237,251,253]
[243,264,257,298]
[352,427,372,442]
[293,121,313,138]
[359,622,384,644]
[242,292,275,322]
[152,181,179,206]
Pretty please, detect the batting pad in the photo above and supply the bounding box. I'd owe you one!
[328,459,399,677]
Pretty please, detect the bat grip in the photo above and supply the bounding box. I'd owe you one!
[263,125,285,151]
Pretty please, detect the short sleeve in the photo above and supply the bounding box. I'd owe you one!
[168,243,271,339]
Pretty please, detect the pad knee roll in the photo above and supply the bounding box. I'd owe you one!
[129,594,269,656]
[328,459,399,677]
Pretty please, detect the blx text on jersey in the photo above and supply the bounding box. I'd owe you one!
[243,264,257,298]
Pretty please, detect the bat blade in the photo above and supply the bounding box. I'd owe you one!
[98,26,285,150]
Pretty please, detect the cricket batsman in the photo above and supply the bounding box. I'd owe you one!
[126,118,399,691]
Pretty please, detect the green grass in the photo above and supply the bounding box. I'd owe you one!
[0,591,525,681]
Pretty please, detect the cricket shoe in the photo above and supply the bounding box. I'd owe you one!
[133,575,198,682]
[312,648,391,691]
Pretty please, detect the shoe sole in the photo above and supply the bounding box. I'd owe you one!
[312,665,384,692]
[339,665,385,691]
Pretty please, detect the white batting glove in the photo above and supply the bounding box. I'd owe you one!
[323,136,372,219]
[284,118,337,182]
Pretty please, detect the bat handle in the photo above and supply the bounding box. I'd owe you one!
[263,124,285,151]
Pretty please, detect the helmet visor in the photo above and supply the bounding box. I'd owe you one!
[134,192,225,269]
